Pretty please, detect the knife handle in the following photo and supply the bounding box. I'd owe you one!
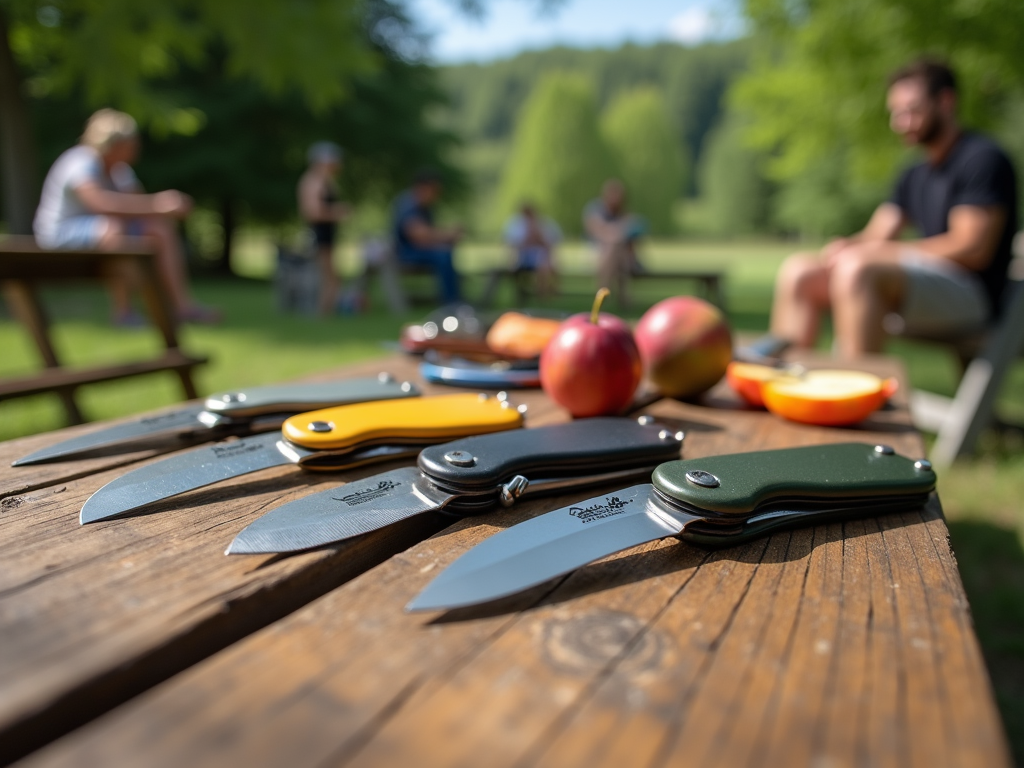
[282,393,524,450]
[417,417,684,493]
[652,443,936,517]
[204,375,419,417]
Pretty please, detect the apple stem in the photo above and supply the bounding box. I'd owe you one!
[591,287,610,324]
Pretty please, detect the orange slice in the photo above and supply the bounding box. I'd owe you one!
[762,369,898,426]
[726,362,795,408]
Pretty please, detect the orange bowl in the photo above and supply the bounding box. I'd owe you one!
[762,370,898,426]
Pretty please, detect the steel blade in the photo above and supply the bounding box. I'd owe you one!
[80,432,289,524]
[407,484,686,612]
[13,406,210,466]
[226,466,445,555]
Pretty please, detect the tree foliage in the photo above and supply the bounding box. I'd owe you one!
[601,87,686,235]
[731,0,1024,235]
[495,72,614,236]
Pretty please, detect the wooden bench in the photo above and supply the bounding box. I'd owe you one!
[0,352,1010,767]
[0,236,207,424]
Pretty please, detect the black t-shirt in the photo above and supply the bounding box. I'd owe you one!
[890,132,1018,311]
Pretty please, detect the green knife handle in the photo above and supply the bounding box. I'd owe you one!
[418,417,684,493]
[203,376,418,417]
[653,443,935,516]
[675,493,934,549]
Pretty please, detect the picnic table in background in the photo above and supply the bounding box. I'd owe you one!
[0,352,1011,767]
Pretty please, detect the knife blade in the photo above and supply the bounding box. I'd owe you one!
[227,417,685,555]
[407,443,937,611]
[13,374,418,466]
[80,392,523,524]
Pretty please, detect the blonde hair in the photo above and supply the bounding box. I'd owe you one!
[81,109,138,154]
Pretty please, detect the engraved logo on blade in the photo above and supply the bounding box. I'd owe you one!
[211,442,265,459]
[569,496,631,524]
[333,480,401,506]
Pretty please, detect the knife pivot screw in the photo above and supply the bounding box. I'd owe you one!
[874,444,895,455]
[674,431,685,442]
[308,421,334,433]
[378,372,395,383]
[637,415,655,426]
[444,450,477,467]
[221,393,246,403]
[400,381,413,393]
[685,470,720,488]
[914,459,933,472]
[500,475,529,507]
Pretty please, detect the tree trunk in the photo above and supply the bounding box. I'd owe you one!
[0,11,39,235]
[218,196,237,276]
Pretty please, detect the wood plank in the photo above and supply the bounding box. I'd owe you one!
[0,350,207,399]
[0,354,564,765]
[15,353,1007,768]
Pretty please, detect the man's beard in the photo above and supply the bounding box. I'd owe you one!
[913,110,945,146]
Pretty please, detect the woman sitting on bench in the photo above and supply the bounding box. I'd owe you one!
[33,109,220,325]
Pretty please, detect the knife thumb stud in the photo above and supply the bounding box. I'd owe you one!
[499,475,529,507]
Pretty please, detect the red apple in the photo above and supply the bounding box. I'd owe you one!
[635,296,733,399]
[540,288,642,417]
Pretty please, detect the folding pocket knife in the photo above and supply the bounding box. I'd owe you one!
[408,443,937,611]
[226,416,686,555]
[80,393,524,524]
[14,374,418,466]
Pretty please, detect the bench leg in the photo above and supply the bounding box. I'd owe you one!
[931,282,1024,466]
[2,281,85,424]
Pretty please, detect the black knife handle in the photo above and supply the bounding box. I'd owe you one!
[417,417,683,493]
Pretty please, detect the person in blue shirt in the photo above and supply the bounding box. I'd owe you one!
[392,169,462,304]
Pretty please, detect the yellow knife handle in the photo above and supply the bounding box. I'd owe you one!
[282,393,523,450]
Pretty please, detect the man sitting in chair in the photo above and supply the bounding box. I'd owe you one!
[391,168,463,304]
[503,202,561,298]
[769,59,1017,359]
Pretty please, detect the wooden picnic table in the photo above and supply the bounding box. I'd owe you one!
[0,352,1011,768]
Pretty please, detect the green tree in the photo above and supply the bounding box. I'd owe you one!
[694,113,773,236]
[0,0,376,234]
[495,72,614,235]
[601,86,686,235]
[731,0,1024,236]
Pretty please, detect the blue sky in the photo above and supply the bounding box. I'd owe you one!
[407,0,747,64]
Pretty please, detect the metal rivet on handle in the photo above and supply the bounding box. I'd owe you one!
[637,415,655,426]
[674,431,685,442]
[659,429,671,440]
[914,459,933,472]
[378,372,395,383]
[686,470,720,488]
[496,391,509,402]
[517,404,528,415]
[444,451,477,467]
[499,475,529,507]
[874,445,895,455]
[221,393,246,403]
[400,381,413,393]
[308,421,333,433]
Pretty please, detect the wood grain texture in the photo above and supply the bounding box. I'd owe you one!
[12,353,1009,768]
[0,355,562,763]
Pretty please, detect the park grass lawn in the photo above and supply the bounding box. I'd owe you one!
[2,237,1022,758]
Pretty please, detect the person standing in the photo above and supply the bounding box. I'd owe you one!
[583,179,646,305]
[769,59,1018,358]
[34,109,220,325]
[392,168,462,304]
[298,141,351,316]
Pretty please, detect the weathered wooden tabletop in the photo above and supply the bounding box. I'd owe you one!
[0,353,1011,768]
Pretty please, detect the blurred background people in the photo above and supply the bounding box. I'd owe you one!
[33,109,220,325]
[503,202,560,298]
[583,179,646,304]
[298,141,350,316]
[769,59,1018,359]
[392,168,462,304]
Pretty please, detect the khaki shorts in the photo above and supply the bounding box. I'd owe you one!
[891,252,991,336]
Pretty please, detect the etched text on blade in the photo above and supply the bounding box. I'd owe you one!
[227,467,435,554]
